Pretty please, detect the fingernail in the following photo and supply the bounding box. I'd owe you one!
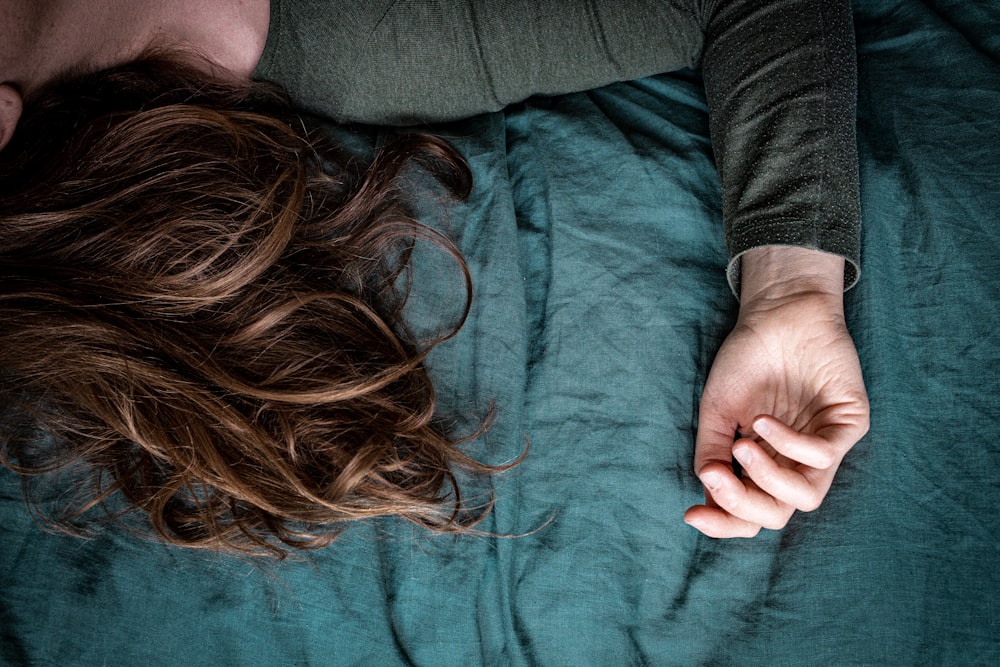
[733,444,752,465]
[754,418,770,436]
[702,471,721,491]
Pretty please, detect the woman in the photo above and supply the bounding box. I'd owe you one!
[0,0,869,555]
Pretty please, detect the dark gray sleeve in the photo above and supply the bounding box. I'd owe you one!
[255,0,861,291]
[701,0,861,292]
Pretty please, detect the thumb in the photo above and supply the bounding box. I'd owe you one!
[694,400,739,475]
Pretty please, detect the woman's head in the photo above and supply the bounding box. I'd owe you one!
[0,55,501,557]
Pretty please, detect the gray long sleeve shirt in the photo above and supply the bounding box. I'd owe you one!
[253,0,861,291]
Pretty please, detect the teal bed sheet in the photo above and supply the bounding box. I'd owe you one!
[2,1,998,664]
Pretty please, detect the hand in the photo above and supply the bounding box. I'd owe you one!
[684,247,870,538]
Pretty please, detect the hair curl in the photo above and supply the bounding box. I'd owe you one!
[0,56,505,557]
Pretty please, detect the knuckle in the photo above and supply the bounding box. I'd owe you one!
[798,490,825,512]
[812,449,838,469]
[755,467,776,489]
[717,490,743,512]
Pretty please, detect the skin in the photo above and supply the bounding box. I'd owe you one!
[684,246,869,537]
[0,0,269,151]
[0,1,870,539]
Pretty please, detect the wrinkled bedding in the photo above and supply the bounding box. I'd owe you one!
[2,1,998,664]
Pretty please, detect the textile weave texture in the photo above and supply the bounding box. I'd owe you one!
[1,1,998,664]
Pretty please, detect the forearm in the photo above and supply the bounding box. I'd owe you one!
[702,0,862,294]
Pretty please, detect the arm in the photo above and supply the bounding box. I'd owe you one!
[254,0,703,125]
[257,0,861,278]
[701,0,862,292]
[257,0,860,264]
[683,0,868,537]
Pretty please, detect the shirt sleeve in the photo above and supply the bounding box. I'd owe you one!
[700,0,861,292]
[254,0,861,291]
[254,0,703,123]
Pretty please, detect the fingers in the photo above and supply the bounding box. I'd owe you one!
[703,464,788,527]
[685,461,795,535]
[686,415,853,538]
[732,438,830,513]
[750,415,860,470]
[684,505,763,538]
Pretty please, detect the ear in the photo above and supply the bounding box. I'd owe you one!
[0,84,24,152]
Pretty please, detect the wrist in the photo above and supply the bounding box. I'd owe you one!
[739,245,846,314]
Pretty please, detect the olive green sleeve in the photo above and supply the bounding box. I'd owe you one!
[254,0,703,124]
[255,0,861,291]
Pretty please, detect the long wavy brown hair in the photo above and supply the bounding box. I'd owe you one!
[0,55,506,557]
